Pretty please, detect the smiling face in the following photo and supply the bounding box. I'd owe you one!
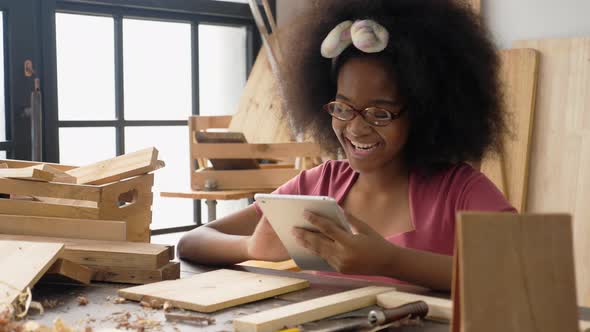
[332,55,410,173]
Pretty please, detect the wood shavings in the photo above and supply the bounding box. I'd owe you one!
[164,313,215,326]
[104,311,162,332]
[113,298,126,305]
[162,302,172,312]
[77,296,88,306]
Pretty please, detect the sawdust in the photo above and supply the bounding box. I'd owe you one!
[76,297,88,306]
[102,311,162,332]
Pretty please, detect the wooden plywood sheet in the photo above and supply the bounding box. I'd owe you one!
[0,241,64,305]
[118,269,309,313]
[513,37,590,306]
[233,286,393,332]
[452,213,578,332]
[229,50,294,144]
[480,48,539,212]
[0,214,127,241]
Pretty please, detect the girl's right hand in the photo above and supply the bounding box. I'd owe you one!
[246,217,290,262]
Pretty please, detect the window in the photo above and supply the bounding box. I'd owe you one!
[0,12,6,144]
[43,0,263,233]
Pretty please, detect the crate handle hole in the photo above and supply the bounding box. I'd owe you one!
[118,189,138,208]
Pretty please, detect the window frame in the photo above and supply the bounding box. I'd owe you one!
[38,0,271,234]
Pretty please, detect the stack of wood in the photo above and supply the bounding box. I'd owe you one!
[0,148,180,308]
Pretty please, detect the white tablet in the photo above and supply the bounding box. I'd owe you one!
[254,193,352,271]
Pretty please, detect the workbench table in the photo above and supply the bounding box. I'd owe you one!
[28,261,590,331]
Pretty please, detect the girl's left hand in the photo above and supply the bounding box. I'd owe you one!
[292,211,396,275]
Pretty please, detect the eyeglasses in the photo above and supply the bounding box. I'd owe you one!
[323,101,405,127]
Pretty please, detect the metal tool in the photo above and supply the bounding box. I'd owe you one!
[368,300,429,326]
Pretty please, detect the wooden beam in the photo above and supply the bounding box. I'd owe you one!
[0,177,101,201]
[192,168,300,190]
[192,143,320,159]
[0,241,64,305]
[0,166,54,182]
[376,291,452,322]
[90,262,180,284]
[0,214,126,241]
[32,164,77,184]
[0,234,170,269]
[233,286,394,332]
[44,259,92,284]
[66,147,162,185]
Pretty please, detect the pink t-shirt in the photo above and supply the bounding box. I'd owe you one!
[253,160,516,283]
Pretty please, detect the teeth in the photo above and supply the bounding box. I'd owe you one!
[349,139,378,150]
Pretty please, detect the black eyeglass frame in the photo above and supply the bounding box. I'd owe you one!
[322,100,405,127]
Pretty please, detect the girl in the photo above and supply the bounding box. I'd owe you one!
[178,0,515,291]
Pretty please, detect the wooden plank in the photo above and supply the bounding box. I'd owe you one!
[0,240,64,305]
[376,291,452,322]
[192,168,300,190]
[238,259,300,272]
[66,147,161,185]
[513,37,590,306]
[192,143,321,159]
[161,188,272,200]
[0,166,54,182]
[118,269,309,313]
[90,262,180,284]
[480,48,539,212]
[229,50,294,144]
[44,258,92,284]
[32,164,77,184]
[0,234,170,269]
[0,159,77,171]
[190,115,232,133]
[233,286,394,332]
[0,214,126,241]
[0,199,100,220]
[0,177,101,201]
[452,213,578,332]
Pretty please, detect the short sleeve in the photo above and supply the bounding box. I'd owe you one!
[457,173,517,213]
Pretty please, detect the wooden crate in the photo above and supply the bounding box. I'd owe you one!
[0,160,154,242]
[189,116,320,191]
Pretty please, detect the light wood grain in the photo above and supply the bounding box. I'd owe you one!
[118,269,309,313]
[452,213,578,332]
[0,234,169,269]
[514,37,590,306]
[0,177,101,201]
[377,291,452,322]
[0,159,76,171]
[32,164,77,184]
[481,48,539,212]
[0,166,54,182]
[66,147,161,185]
[161,188,272,200]
[45,259,92,284]
[0,240,64,305]
[192,143,320,159]
[233,286,394,332]
[0,214,126,241]
[192,168,300,190]
[90,262,180,284]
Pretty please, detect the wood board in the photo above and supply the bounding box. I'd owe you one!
[513,37,590,306]
[66,147,161,185]
[451,213,578,332]
[0,234,170,269]
[0,214,126,241]
[228,49,294,144]
[376,290,452,322]
[44,259,92,284]
[118,269,309,313]
[480,48,539,212]
[90,261,180,284]
[233,286,393,332]
[0,166,54,182]
[0,240,64,305]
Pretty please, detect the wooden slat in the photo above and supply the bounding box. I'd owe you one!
[161,188,272,200]
[0,177,101,201]
[0,159,77,171]
[118,269,309,313]
[233,286,394,332]
[0,214,126,241]
[0,234,170,269]
[0,199,100,220]
[66,147,161,185]
[192,168,300,190]
[192,143,320,159]
[90,262,180,284]
[238,259,300,272]
[0,240,64,305]
[33,164,77,184]
[452,213,578,332]
[514,37,590,307]
[376,291,452,322]
[480,48,539,212]
[0,166,54,182]
[190,115,232,133]
[44,259,92,284]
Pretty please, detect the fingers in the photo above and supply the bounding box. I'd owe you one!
[303,211,352,244]
[291,227,337,259]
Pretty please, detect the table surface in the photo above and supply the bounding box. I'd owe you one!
[28,261,590,332]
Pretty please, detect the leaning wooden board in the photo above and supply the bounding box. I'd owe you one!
[118,269,309,313]
[0,241,64,305]
[0,234,170,269]
[452,213,578,332]
[513,37,590,306]
[233,286,393,332]
[480,48,539,212]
